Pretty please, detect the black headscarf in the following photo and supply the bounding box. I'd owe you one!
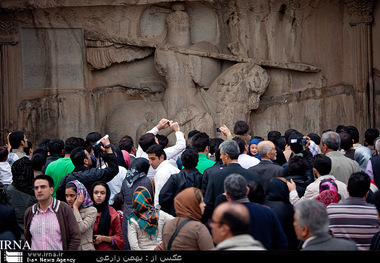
[90,181,111,236]
[266,178,291,204]
[124,158,150,188]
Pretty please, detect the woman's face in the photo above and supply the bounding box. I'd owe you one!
[65,188,77,208]
[250,144,258,155]
[199,197,206,215]
[93,185,107,205]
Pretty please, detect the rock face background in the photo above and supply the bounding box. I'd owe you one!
[0,0,379,145]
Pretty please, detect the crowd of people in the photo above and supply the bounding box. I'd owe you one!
[1,118,380,251]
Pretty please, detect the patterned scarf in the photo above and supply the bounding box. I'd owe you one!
[128,186,159,238]
[66,180,93,209]
[124,158,150,188]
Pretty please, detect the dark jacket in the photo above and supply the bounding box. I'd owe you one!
[249,160,286,193]
[2,184,37,237]
[159,168,203,216]
[242,201,288,250]
[264,178,299,250]
[203,162,260,221]
[0,204,21,240]
[24,198,81,250]
[201,160,224,195]
[56,153,119,201]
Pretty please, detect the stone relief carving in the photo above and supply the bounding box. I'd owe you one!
[97,2,319,139]
[1,0,338,144]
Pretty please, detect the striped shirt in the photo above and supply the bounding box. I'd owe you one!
[29,200,63,250]
[327,197,380,250]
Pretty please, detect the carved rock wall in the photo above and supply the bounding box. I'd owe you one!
[0,0,378,145]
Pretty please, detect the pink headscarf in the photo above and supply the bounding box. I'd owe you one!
[315,190,339,207]
[122,150,131,168]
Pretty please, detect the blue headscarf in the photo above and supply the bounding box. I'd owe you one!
[248,138,261,160]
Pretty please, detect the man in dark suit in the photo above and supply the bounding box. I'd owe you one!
[249,140,286,193]
[203,140,260,222]
[294,199,357,250]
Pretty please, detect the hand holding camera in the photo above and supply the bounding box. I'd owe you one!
[93,134,113,155]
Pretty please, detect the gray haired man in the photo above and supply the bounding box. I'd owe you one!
[294,199,357,250]
[321,131,360,184]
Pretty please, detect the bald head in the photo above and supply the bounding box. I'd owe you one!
[257,140,277,161]
[211,202,251,244]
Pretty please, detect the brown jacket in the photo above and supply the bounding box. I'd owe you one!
[24,198,81,250]
[161,217,214,250]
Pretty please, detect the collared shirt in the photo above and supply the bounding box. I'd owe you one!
[154,160,180,208]
[30,200,63,250]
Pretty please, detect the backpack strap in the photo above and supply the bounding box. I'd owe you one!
[167,218,195,250]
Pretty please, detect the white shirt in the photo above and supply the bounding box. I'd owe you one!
[107,166,127,205]
[136,126,186,177]
[0,161,13,185]
[237,154,260,169]
[153,160,180,208]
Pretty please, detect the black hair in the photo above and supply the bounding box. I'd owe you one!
[48,138,65,155]
[9,131,25,149]
[339,132,353,151]
[31,153,47,171]
[138,133,157,152]
[288,156,308,176]
[112,192,124,211]
[146,144,166,160]
[33,174,55,188]
[156,134,169,148]
[0,146,8,162]
[346,126,359,144]
[119,135,134,153]
[64,137,83,154]
[365,128,380,146]
[268,131,281,145]
[70,146,87,167]
[181,147,199,169]
[191,132,210,153]
[232,136,246,154]
[312,154,332,176]
[347,172,370,198]
[233,120,249,135]
[307,133,321,146]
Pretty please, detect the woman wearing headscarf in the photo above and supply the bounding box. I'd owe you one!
[315,178,340,208]
[65,180,97,250]
[161,187,214,250]
[90,181,125,250]
[2,157,37,238]
[128,186,173,250]
[265,178,299,250]
[120,158,153,249]
[355,146,372,173]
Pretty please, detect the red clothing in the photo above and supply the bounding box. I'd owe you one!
[93,206,125,250]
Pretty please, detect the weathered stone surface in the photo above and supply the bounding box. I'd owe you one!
[0,0,379,145]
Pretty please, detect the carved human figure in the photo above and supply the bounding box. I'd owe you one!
[155,2,214,136]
